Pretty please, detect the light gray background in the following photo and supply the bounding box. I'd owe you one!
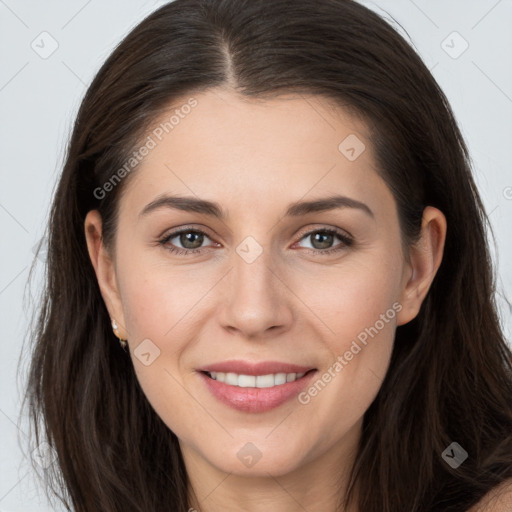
[1,1,511,510]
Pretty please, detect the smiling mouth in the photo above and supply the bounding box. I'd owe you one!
[201,369,316,388]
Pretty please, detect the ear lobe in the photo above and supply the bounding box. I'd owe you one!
[84,210,128,339]
[396,206,447,326]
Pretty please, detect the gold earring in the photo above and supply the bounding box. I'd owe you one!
[111,319,128,351]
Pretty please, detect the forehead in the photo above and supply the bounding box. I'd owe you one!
[121,88,393,221]
[140,88,371,165]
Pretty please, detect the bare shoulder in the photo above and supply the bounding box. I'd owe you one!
[467,478,512,512]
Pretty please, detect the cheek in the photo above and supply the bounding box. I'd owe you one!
[116,264,206,432]
[293,256,401,434]
[299,252,402,348]
[117,256,202,348]
[296,311,396,461]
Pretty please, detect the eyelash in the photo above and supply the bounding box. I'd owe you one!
[157,226,354,257]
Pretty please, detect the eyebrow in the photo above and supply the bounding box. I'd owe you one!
[138,193,374,220]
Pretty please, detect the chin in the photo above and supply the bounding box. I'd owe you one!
[202,440,308,477]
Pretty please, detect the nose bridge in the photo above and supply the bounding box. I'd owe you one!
[218,234,292,337]
[234,235,275,295]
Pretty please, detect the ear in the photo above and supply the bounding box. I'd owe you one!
[396,206,447,326]
[84,210,128,339]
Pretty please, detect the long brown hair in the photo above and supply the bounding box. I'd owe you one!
[19,0,512,510]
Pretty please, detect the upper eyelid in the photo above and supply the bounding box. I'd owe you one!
[295,224,352,240]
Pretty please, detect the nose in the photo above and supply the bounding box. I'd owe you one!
[217,244,294,340]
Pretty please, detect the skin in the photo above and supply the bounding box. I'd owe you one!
[85,88,447,512]
[468,480,512,512]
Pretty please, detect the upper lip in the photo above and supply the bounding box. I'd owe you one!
[198,360,316,376]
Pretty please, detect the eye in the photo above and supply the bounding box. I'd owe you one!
[158,226,354,256]
[158,227,216,256]
[294,227,354,255]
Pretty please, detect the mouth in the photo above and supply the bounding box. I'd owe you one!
[196,361,318,413]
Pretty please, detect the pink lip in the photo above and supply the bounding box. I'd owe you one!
[196,360,317,413]
[197,359,315,376]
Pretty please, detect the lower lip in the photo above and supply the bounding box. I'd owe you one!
[198,370,317,413]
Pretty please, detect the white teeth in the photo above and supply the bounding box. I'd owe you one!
[225,372,238,386]
[238,374,256,387]
[274,373,287,385]
[208,371,307,388]
[256,374,274,388]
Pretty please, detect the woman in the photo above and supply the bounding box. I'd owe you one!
[21,0,512,510]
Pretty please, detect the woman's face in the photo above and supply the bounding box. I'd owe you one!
[86,88,445,481]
